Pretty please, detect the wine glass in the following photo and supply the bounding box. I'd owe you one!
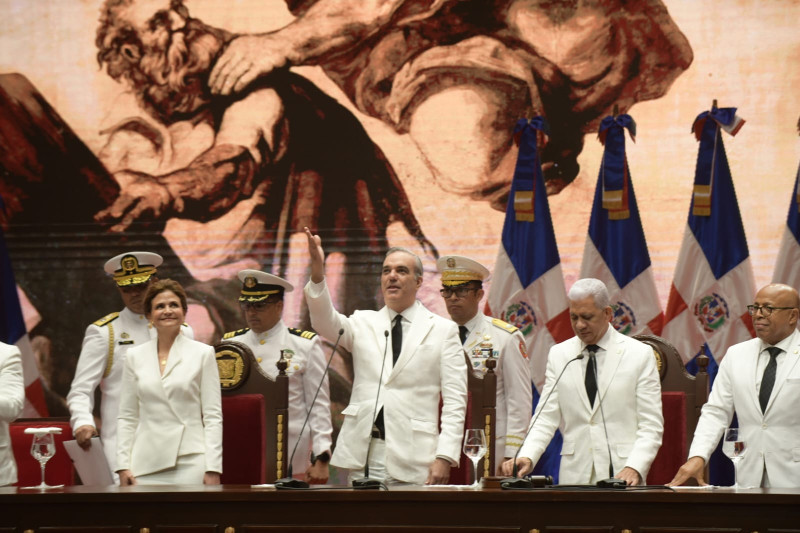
[24,429,63,490]
[463,429,487,488]
[722,428,747,490]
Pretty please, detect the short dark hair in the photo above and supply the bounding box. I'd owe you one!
[144,278,188,316]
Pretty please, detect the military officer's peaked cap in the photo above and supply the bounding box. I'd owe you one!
[437,255,490,286]
[104,251,162,287]
[237,269,294,302]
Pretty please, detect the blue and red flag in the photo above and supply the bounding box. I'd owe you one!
[487,117,573,480]
[773,135,800,291]
[662,107,754,378]
[1,196,48,417]
[580,114,663,336]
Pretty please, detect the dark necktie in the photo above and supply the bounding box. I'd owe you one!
[759,347,781,413]
[585,344,600,407]
[392,314,403,365]
[458,325,469,345]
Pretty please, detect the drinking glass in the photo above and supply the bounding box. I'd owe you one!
[463,429,487,488]
[722,428,747,489]
[24,430,63,490]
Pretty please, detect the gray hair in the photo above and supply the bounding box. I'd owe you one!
[568,278,610,309]
[385,247,424,279]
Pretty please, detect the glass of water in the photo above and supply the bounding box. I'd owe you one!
[722,428,747,489]
[26,431,63,489]
[463,429,487,488]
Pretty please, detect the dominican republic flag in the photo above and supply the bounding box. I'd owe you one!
[580,114,663,336]
[1,196,48,417]
[488,117,573,391]
[662,107,755,375]
[487,117,573,481]
[773,156,800,291]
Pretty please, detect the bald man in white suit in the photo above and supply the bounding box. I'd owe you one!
[670,283,800,488]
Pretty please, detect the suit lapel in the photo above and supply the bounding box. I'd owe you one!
[388,303,433,380]
[597,329,624,408]
[161,333,184,380]
[765,334,800,414]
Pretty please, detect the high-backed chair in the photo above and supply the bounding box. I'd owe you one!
[633,334,709,485]
[9,417,75,487]
[214,340,289,484]
[447,352,497,485]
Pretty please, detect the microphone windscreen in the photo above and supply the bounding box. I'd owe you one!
[384,330,389,337]
[338,328,345,335]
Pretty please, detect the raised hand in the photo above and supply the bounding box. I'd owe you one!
[304,227,325,283]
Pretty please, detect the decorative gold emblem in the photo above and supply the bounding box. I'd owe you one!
[283,349,295,361]
[121,332,130,339]
[652,347,666,379]
[215,345,251,390]
[480,334,493,358]
[244,276,258,288]
[121,255,138,274]
[446,257,456,268]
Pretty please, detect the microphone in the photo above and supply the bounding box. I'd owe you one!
[275,328,344,489]
[500,353,584,489]
[352,330,390,489]
[590,350,627,489]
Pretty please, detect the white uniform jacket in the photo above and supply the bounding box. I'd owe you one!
[688,329,800,488]
[67,307,193,473]
[116,334,222,477]
[461,313,531,463]
[518,327,663,484]
[223,320,333,475]
[305,279,468,484]
[0,342,24,486]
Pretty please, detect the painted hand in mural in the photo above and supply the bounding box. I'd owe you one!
[209,33,294,96]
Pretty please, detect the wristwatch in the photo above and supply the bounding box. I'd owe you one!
[310,451,330,465]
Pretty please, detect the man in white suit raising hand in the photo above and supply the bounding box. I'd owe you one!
[670,283,800,488]
[503,278,663,485]
[303,228,467,485]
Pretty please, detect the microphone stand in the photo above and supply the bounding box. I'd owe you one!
[352,330,390,489]
[501,353,584,489]
[275,329,344,489]
[591,351,626,489]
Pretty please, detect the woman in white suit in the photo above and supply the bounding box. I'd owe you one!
[0,342,25,486]
[116,279,222,485]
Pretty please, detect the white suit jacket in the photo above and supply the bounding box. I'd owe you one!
[305,280,468,484]
[116,334,222,477]
[462,313,531,462]
[0,343,24,486]
[223,320,333,475]
[688,329,800,488]
[518,327,663,484]
[67,306,193,473]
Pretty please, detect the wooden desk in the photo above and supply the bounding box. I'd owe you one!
[1,485,799,533]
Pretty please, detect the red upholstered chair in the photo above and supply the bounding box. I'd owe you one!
[447,353,497,485]
[215,340,289,484]
[633,335,709,485]
[10,417,75,487]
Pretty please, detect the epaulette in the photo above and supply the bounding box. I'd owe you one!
[223,328,250,339]
[288,327,317,340]
[93,312,120,327]
[492,318,518,334]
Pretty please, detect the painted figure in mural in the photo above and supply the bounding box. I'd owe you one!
[222,269,332,483]
[436,254,532,474]
[94,0,435,324]
[67,251,194,480]
[209,0,693,207]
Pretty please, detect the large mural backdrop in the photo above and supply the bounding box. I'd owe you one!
[1,0,799,427]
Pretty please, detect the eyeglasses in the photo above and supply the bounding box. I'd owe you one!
[439,287,478,299]
[239,300,279,311]
[746,304,796,317]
